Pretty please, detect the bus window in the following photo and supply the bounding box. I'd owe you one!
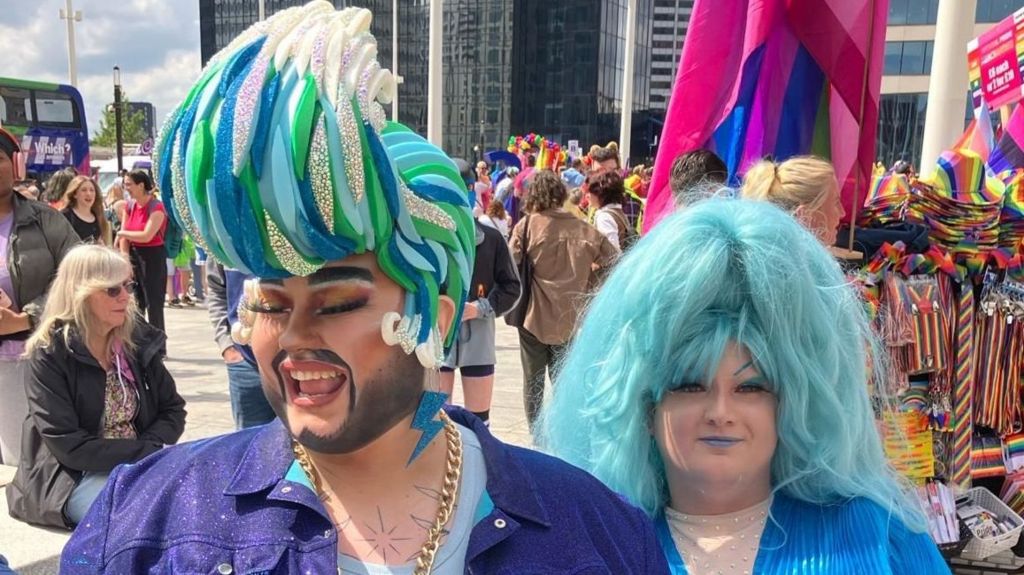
[0,87,31,127]
[32,90,77,127]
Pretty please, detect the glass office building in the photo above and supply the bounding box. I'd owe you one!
[199,0,658,163]
[877,0,1024,167]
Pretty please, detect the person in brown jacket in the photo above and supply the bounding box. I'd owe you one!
[509,170,618,429]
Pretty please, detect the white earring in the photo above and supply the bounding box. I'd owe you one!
[380,311,402,346]
[415,328,445,370]
[381,312,419,354]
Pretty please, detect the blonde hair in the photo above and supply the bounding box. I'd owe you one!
[105,181,125,205]
[63,176,112,245]
[25,244,139,357]
[741,156,836,213]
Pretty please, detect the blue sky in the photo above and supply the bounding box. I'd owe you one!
[1,0,202,138]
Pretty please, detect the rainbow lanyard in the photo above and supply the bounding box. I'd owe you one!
[974,295,1024,436]
[883,274,915,347]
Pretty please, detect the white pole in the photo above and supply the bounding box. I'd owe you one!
[258,0,265,21]
[619,0,638,168]
[60,0,81,87]
[920,0,977,175]
[392,0,400,121]
[427,0,443,146]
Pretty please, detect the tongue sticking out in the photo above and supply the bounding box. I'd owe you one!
[297,376,345,396]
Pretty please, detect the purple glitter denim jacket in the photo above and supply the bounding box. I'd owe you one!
[60,407,669,574]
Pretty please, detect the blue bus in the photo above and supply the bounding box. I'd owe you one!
[0,77,90,178]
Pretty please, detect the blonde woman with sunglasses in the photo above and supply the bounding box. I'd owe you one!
[6,244,185,529]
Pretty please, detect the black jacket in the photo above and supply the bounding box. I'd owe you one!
[471,222,521,316]
[6,320,186,528]
[2,194,80,341]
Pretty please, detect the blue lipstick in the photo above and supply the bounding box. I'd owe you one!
[699,437,742,448]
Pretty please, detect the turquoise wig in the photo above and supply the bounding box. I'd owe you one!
[540,199,924,529]
[153,2,473,360]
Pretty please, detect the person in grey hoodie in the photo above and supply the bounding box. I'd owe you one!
[440,160,521,424]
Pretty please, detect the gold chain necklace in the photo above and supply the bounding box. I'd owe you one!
[291,410,463,575]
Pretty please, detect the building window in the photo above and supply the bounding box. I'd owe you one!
[883,41,934,75]
[888,0,939,25]
[884,42,903,75]
[876,93,928,168]
[976,0,1024,22]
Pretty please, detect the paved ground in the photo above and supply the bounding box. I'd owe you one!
[0,305,531,573]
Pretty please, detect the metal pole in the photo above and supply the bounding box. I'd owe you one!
[258,0,265,21]
[479,120,485,160]
[60,0,82,87]
[114,67,124,173]
[392,0,400,121]
[619,0,638,168]
[427,0,443,146]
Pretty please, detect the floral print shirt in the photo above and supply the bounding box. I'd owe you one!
[102,365,138,439]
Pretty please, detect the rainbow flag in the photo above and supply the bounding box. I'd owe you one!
[644,0,889,233]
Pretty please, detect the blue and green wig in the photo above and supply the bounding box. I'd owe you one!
[153,1,474,366]
[539,199,924,530]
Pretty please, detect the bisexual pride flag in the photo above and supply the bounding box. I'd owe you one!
[644,0,889,233]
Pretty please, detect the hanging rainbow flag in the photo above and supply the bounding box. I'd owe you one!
[644,0,889,233]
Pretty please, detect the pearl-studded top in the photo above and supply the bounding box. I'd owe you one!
[664,497,772,575]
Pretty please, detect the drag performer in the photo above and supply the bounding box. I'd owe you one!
[60,3,666,573]
[541,199,949,574]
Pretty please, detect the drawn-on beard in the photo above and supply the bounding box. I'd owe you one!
[267,347,425,454]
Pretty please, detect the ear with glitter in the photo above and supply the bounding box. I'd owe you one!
[380,310,420,355]
[231,279,259,346]
[380,311,402,346]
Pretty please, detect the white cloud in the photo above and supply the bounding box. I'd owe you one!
[0,0,201,139]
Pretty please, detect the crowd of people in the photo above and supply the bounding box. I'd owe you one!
[0,3,954,574]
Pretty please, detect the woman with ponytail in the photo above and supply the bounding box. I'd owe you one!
[741,156,845,245]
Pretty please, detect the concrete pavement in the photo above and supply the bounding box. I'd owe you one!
[0,305,531,573]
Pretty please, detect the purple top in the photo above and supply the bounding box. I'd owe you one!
[60,407,668,573]
[0,213,24,361]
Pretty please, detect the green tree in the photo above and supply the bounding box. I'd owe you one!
[91,96,148,147]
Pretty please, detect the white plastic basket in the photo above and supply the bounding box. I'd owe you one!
[959,487,1024,561]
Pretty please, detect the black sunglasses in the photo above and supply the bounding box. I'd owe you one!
[104,281,136,298]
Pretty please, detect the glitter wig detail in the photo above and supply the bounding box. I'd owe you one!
[154,1,474,364]
[538,199,926,532]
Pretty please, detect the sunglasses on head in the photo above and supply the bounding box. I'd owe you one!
[103,281,136,298]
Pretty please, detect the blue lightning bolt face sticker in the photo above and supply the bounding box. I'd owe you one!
[408,390,448,465]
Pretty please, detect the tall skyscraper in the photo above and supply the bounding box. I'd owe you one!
[198,0,658,163]
[650,0,693,114]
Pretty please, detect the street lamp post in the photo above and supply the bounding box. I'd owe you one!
[59,0,83,87]
[478,120,485,161]
[619,0,638,168]
[427,0,443,146]
[113,66,124,173]
[392,0,400,121]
